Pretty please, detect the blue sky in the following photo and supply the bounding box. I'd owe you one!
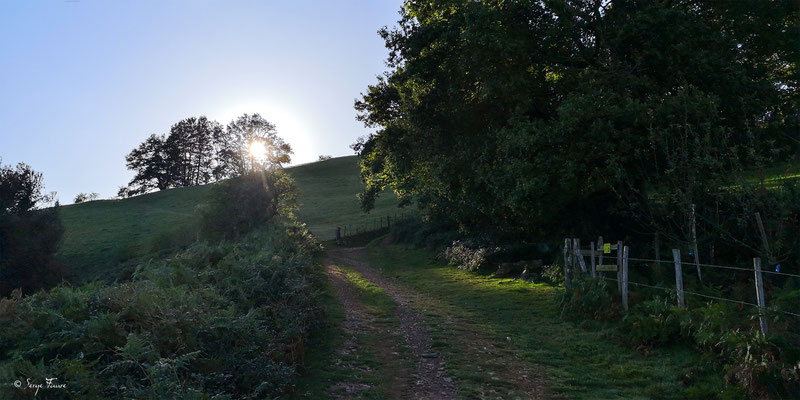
[0,0,401,203]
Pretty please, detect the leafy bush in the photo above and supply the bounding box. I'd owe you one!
[557,276,617,321]
[441,240,500,271]
[681,302,800,398]
[0,226,322,399]
[201,169,297,240]
[541,263,564,284]
[622,296,686,346]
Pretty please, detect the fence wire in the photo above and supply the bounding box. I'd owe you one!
[601,276,800,318]
[627,257,800,279]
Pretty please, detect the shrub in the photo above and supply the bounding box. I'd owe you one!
[557,276,617,321]
[201,169,297,240]
[541,263,564,284]
[0,226,323,399]
[622,296,686,346]
[441,240,499,271]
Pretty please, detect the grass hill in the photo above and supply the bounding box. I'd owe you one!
[57,155,408,283]
[289,155,412,238]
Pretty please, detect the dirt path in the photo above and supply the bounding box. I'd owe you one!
[325,244,552,399]
[327,249,458,399]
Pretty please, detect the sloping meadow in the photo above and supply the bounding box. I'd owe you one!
[0,226,323,399]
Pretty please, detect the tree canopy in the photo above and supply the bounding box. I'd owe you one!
[121,113,292,197]
[0,162,63,295]
[354,0,798,257]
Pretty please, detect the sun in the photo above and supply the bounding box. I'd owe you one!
[249,140,268,160]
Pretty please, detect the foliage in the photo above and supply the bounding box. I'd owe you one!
[216,113,293,177]
[441,240,499,271]
[540,263,563,285]
[0,226,323,399]
[122,114,292,197]
[353,0,798,257]
[558,278,800,397]
[622,296,686,347]
[0,162,63,296]
[73,192,99,204]
[317,155,332,161]
[557,276,617,321]
[200,168,297,241]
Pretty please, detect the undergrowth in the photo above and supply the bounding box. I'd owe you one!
[0,225,323,399]
[559,275,800,398]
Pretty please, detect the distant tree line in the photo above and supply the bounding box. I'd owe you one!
[120,113,292,197]
[0,161,63,296]
[74,192,99,203]
[354,0,798,265]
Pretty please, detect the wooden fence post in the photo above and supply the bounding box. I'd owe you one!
[387,215,391,229]
[598,236,604,266]
[590,241,597,278]
[690,203,703,282]
[654,232,660,262]
[563,238,571,289]
[573,238,587,273]
[622,245,629,311]
[335,227,341,242]
[753,257,768,336]
[617,240,623,293]
[672,249,685,308]
[754,212,774,266]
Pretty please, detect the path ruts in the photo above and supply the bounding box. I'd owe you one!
[325,242,552,399]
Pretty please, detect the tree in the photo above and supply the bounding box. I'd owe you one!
[354,0,797,252]
[123,117,223,194]
[215,113,292,178]
[161,116,222,187]
[124,134,170,195]
[74,192,100,204]
[0,162,63,296]
[122,114,293,196]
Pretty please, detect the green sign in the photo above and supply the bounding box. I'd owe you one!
[603,243,611,254]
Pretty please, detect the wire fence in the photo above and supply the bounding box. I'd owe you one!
[627,257,800,279]
[334,212,416,241]
[564,237,800,334]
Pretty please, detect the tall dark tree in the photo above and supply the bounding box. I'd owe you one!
[124,134,170,196]
[0,162,63,296]
[163,116,222,187]
[354,0,797,258]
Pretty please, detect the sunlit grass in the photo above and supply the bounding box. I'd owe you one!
[364,241,724,399]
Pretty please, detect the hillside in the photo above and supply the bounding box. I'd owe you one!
[57,155,407,283]
[290,155,412,238]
